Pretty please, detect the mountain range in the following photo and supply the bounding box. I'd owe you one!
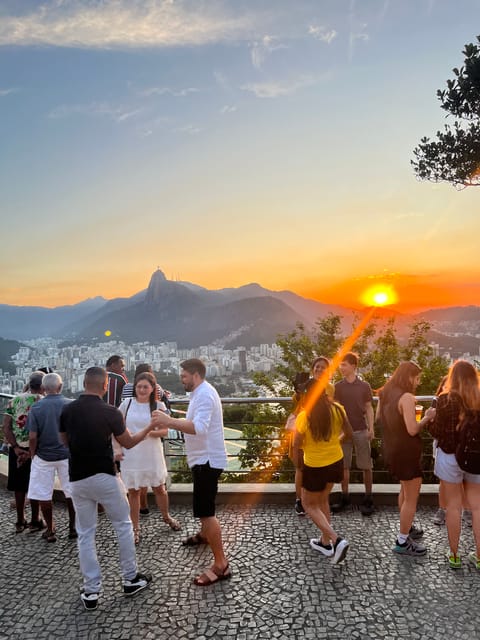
[1,269,480,354]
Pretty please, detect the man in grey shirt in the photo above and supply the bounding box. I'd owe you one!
[27,373,76,542]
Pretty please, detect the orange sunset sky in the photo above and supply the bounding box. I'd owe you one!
[1,1,479,314]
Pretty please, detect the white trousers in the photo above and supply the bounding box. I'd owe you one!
[70,473,137,594]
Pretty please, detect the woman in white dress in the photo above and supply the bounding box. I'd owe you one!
[118,372,181,543]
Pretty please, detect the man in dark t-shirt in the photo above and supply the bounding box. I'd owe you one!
[60,367,167,611]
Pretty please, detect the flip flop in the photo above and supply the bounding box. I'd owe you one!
[193,564,232,587]
[182,533,206,546]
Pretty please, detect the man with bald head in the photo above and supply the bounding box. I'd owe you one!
[60,366,167,611]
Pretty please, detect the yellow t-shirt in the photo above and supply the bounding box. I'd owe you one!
[296,402,346,467]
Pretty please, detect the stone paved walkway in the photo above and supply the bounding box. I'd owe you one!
[1,488,479,640]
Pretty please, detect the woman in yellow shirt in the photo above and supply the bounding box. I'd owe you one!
[293,382,352,564]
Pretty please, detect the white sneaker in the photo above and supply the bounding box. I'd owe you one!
[310,538,334,557]
[332,537,349,564]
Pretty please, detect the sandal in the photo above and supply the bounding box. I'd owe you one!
[193,564,232,587]
[15,520,28,534]
[42,530,57,543]
[182,533,206,546]
[164,517,182,532]
[28,519,46,533]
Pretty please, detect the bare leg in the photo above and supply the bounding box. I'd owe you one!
[341,468,350,495]
[302,484,340,545]
[15,491,26,525]
[127,488,140,539]
[200,515,228,571]
[464,482,480,557]
[399,478,422,535]
[443,481,463,556]
[363,468,373,496]
[66,497,76,532]
[40,500,54,533]
[140,487,149,511]
[295,467,303,501]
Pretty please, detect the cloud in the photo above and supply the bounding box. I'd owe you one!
[173,123,202,135]
[307,25,337,44]
[220,105,237,114]
[241,74,319,98]
[0,0,256,49]
[49,102,143,123]
[250,35,287,69]
[140,86,199,98]
[0,87,17,96]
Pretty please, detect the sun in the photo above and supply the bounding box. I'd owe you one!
[361,284,398,308]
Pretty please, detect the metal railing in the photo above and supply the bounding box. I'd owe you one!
[1,393,437,484]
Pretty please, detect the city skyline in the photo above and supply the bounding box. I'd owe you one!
[1,1,480,313]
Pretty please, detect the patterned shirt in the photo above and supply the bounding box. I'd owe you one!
[6,392,43,446]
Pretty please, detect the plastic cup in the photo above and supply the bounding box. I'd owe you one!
[415,405,423,422]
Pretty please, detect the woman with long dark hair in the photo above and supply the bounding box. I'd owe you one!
[429,360,480,568]
[118,372,180,544]
[377,361,435,556]
[293,380,352,564]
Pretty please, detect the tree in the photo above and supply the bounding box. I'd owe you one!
[412,35,480,188]
[361,318,400,390]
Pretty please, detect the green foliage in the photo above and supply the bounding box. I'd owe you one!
[361,318,400,390]
[0,337,22,374]
[412,35,480,188]
[268,314,344,390]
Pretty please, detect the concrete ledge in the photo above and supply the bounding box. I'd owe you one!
[0,456,440,506]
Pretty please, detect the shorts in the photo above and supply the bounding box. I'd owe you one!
[27,456,72,500]
[302,458,344,492]
[7,446,32,493]
[434,448,480,485]
[341,430,372,470]
[191,461,223,518]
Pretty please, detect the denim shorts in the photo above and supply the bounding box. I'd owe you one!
[434,448,480,484]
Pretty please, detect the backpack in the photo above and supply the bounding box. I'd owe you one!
[455,409,480,474]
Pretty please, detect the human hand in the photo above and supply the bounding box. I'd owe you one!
[424,407,436,422]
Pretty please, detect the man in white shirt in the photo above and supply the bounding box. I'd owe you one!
[151,358,230,586]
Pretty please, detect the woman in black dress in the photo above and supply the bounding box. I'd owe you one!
[377,361,435,556]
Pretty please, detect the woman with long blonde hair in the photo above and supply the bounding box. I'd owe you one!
[429,360,480,568]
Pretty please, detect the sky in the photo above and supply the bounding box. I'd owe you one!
[1,0,479,313]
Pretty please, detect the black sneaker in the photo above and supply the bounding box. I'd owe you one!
[294,499,306,516]
[123,572,152,597]
[331,495,350,513]
[409,525,424,540]
[140,508,151,517]
[80,591,99,611]
[360,497,374,516]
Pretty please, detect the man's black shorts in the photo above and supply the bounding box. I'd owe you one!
[191,461,223,518]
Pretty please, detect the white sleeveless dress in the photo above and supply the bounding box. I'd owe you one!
[118,398,168,489]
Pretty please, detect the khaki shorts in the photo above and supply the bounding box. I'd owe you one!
[341,430,372,471]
